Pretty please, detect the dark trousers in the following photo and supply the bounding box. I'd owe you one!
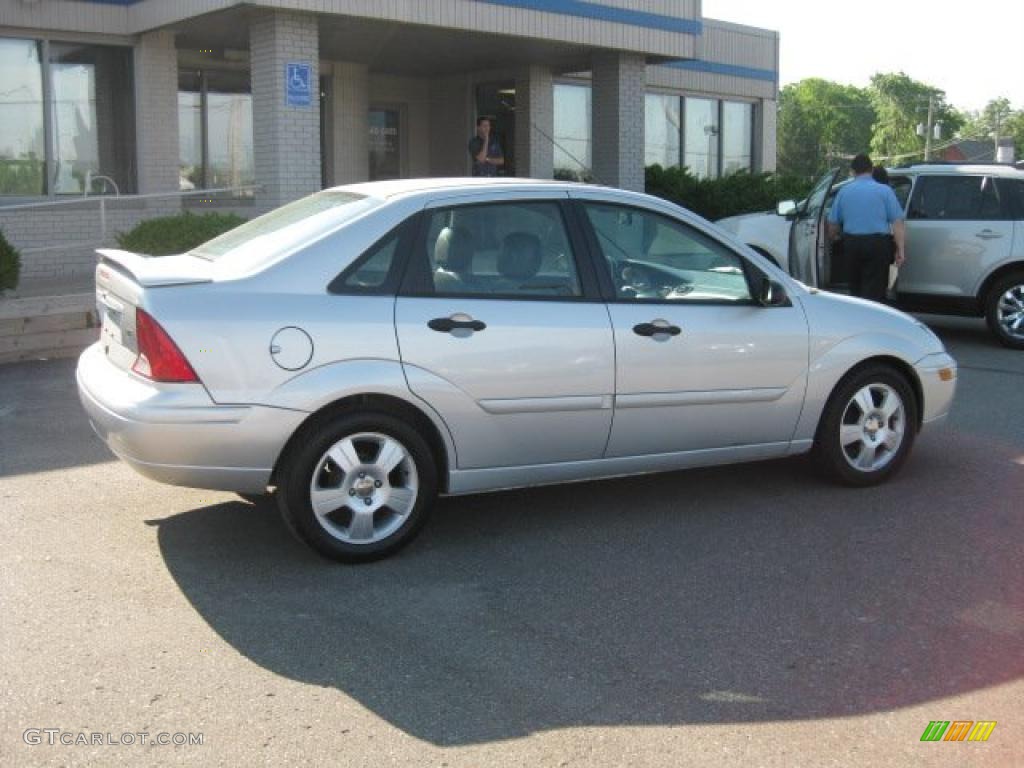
[845,234,891,302]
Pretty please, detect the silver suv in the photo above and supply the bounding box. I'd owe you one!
[718,164,1024,348]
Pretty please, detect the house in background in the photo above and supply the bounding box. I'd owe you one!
[939,138,1016,164]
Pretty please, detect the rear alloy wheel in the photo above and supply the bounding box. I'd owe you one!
[277,413,437,562]
[813,366,918,487]
[985,272,1024,349]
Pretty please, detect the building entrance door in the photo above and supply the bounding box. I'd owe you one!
[475,82,516,177]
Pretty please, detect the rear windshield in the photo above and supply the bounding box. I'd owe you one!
[191,190,378,264]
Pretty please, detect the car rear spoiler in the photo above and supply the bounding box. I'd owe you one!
[96,249,214,288]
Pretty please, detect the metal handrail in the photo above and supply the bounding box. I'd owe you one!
[0,184,263,255]
[0,184,262,212]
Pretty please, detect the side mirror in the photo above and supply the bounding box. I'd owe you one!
[757,277,788,307]
[776,200,798,218]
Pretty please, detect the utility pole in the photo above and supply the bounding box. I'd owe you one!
[993,104,1005,158]
[924,93,935,161]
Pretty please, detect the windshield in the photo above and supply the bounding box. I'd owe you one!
[191,190,378,265]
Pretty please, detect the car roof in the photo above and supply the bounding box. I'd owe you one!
[331,177,574,200]
[322,176,681,212]
[889,163,1024,178]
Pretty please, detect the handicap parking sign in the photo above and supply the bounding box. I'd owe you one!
[285,62,312,107]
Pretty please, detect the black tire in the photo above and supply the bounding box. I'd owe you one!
[984,272,1024,350]
[276,412,438,563]
[812,364,918,487]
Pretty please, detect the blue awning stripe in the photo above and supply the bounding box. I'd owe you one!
[664,59,777,83]
[474,0,702,35]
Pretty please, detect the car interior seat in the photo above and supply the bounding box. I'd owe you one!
[433,226,476,291]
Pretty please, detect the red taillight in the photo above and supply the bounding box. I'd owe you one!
[132,308,199,383]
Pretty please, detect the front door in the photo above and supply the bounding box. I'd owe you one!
[575,197,810,457]
[789,168,839,286]
[474,82,515,176]
[396,195,613,469]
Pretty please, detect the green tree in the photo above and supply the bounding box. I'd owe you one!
[1004,111,1024,157]
[960,97,1022,149]
[868,73,962,163]
[778,78,875,177]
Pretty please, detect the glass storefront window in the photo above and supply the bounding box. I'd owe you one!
[206,70,254,191]
[178,71,202,191]
[684,97,719,180]
[0,38,45,195]
[722,101,753,176]
[644,93,681,169]
[553,83,591,181]
[0,38,135,196]
[49,43,135,195]
[178,67,254,196]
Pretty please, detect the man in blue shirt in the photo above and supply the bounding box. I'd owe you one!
[827,153,905,301]
[468,116,504,177]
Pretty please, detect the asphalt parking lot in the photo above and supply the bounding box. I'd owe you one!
[1,314,1021,767]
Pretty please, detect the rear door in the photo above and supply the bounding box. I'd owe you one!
[789,168,839,286]
[900,174,1014,298]
[395,194,615,470]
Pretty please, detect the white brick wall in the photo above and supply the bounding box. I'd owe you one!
[429,75,473,177]
[514,65,554,180]
[592,53,646,192]
[250,10,322,210]
[331,62,369,184]
[134,30,180,194]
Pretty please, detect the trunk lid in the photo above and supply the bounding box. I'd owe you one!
[94,249,212,371]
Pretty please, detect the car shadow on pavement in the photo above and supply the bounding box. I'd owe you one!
[153,429,1023,746]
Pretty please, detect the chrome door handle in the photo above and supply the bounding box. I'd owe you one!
[976,230,1004,240]
[633,321,681,337]
[428,316,486,333]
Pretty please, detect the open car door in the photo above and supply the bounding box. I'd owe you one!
[788,168,839,286]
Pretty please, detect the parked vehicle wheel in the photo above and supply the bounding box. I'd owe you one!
[984,272,1024,350]
[276,413,437,563]
[813,365,918,487]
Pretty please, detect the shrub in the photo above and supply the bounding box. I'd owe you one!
[116,212,247,256]
[645,165,816,222]
[0,228,21,292]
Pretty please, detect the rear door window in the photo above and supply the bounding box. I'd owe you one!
[417,201,583,298]
[908,175,1010,221]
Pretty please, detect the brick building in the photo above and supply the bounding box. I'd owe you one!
[0,0,780,281]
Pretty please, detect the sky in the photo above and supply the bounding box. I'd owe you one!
[702,0,1024,112]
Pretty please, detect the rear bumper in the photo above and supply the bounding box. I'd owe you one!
[914,352,958,426]
[76,343,306,493]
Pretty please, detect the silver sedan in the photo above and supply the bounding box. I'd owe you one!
[77,179,958,562]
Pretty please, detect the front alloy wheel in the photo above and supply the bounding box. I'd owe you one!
[814,365,918,486]
[838,383,906,473]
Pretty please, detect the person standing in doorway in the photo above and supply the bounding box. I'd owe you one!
[827,154,905,302]
[468,116,504,177]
